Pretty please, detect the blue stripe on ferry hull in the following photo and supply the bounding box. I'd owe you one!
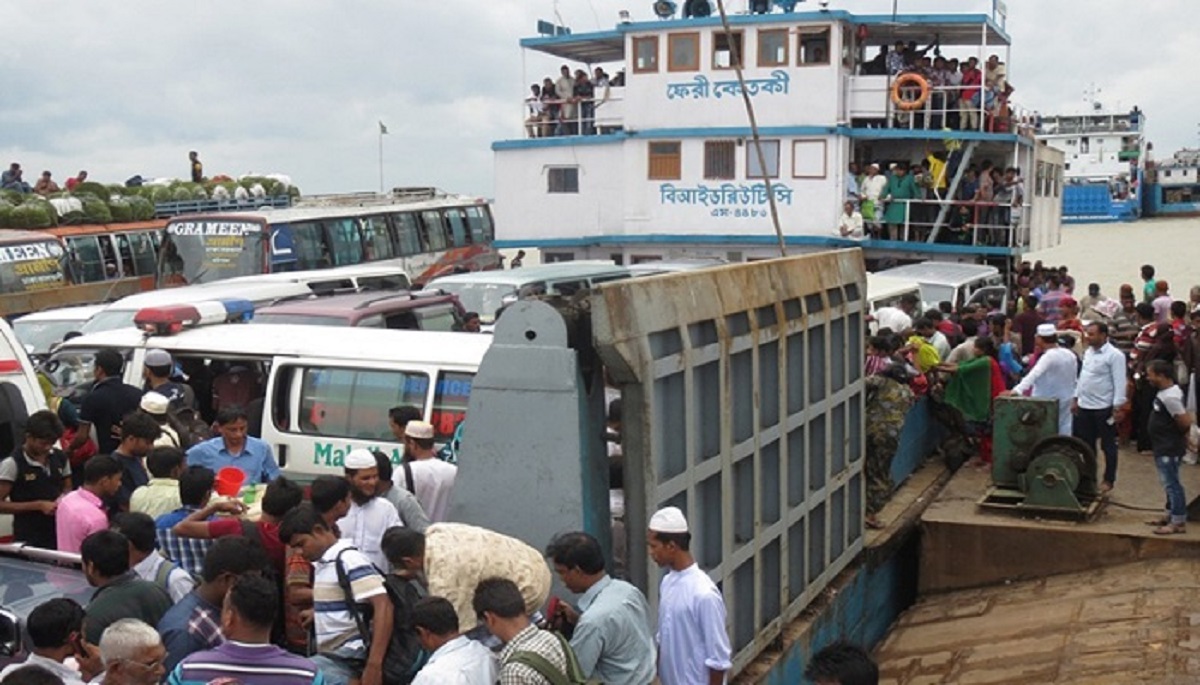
[495,234,1020,257]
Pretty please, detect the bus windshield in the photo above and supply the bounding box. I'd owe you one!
[159,219,265,286]
[0,240,68,294]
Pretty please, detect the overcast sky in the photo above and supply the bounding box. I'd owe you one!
[3,0,1196,197]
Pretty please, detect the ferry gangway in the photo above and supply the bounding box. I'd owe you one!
[451,250,867,677]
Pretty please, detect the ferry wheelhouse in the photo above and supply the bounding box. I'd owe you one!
[1036,104,1146,222]
[493,3,1063,271]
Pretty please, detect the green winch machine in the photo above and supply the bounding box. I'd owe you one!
[977,396,1103,520]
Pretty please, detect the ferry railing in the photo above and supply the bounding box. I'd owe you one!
[864,197,1031,248]
[523,86,625,138]
[848,76,1029,137]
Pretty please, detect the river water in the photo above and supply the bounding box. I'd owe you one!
[1027,216,1200,296]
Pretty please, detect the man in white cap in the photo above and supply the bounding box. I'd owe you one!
[1003,323,1079,435]
[648,506,731,685]
[340,448,402,571]
[403,421,457,523]
[139,392,182,449]
[142,349,194,412]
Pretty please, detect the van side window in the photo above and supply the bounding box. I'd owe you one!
[551,280,587,297]
[298,367,428,440]
[431,371,473,441]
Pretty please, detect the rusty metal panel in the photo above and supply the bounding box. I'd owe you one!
[592,249,867,673]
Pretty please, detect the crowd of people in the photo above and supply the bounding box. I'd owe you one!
[860,40,1016,133]
[1,163,88,196]
[837,156,1025,246]
[1,343,795,685]
[524,64,624,138]
[864,262,1199,535]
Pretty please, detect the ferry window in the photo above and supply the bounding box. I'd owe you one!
[712,31,743,70]
[797,27,831,65]
[298,367,428,440]
[548,167,580,193]
[432,371,474,442]
[446,209,470,247]
[421,211,449,251]
[648,142,682,180]
[361,215,395,260]
[758,29,788,67]
[791,139,827,179]
[290,222,329,270]
[633,36,659,73]
[465,206,492,243]
[704,141,736,180]
[747,140,781,179]
[667,33,700,72]
[67,237,105,283]
[393,212,424,255]
[325,219,363,266]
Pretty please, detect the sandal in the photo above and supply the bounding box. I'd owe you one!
[865,516,885,530]
[1153,524,1186,535]
[1146,517,1170,527]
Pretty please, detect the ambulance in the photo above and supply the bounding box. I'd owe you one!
[43,299,491,479]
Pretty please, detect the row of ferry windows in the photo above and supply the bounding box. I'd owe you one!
[282,206,494,268]
[632,27,831,73]
[547,139,829,193]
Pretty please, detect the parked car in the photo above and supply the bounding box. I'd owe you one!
[253,289,467,331]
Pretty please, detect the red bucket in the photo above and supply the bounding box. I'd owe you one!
[215,467,245,497]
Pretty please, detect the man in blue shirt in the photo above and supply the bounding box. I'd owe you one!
[186,407,280,484]
[545,531,656,684]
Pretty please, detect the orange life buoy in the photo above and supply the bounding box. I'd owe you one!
[891,73,930,111]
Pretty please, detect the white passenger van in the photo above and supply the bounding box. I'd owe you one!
[0,318,47,458]
[79,263,412,335]
[872,262,1007,313]
[426,261,631,323]
[44,317,490,479]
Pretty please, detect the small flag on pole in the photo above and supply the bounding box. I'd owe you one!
[379,121,389,135]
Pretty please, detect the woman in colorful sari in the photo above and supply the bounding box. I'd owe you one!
[941,336,1006,466]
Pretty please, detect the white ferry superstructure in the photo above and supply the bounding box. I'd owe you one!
[492,3,1064,269]
[1036,103,1146,222]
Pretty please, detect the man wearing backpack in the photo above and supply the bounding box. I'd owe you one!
[280,503,393,685]
[473,577,585,685]
[111,512,194,603]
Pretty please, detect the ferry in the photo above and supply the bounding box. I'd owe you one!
[492,1,1064,273]
[1035,99,1146,223]
[1143,147,1200,217]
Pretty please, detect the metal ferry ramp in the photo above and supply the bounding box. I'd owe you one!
[450,249,868,676]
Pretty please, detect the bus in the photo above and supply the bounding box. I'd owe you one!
[0,220,166,318]
[157,190,501,289]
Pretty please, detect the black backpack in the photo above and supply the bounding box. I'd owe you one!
[333,549,428,684]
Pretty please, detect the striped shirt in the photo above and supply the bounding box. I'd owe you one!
[167,640,325,685]
[313,540,385,653]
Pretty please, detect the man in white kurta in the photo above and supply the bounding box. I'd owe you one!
[648,507,732,685]
[404,421,457,522]
[339,449,402,571]
[1009,324,1080,435]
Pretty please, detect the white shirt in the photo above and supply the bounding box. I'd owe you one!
[407,458,457,523]
[132,551,195,603]
[338,497,402,571]
[657,564,732,685]
[1014,346,1079,434]
[1075,342,1128,410]
[0,653,86,685]
[873,307,913,335]
[928,330,951,360]
[861,174,888,202]
[412,635,498,685]
[835,212,864,240]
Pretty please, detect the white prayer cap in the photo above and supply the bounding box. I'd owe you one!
[140,392,169,415]
[649,506,689,534]
[343,448,376,470]
[1036,323,1056,337]
[405,421,435,440]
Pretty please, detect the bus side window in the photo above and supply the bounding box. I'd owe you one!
[115,235,136,278]
[96,236,120,279]
[362,216,394,260]
[324,218,363,267]
[420,211,448,252]
[68,237,106,283]
[392,212,423,256]
[291,222,329,270]
[445,209,470,247]
[128,232,157,275]
[465,206,490,244]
